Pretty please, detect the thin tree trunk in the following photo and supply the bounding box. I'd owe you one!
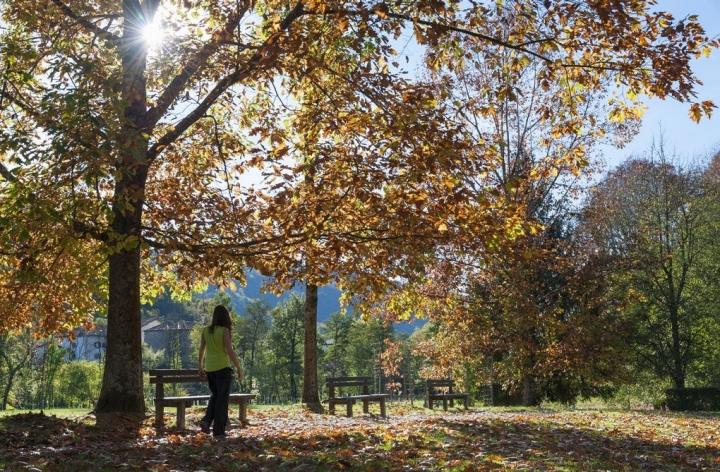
[670,310,685,389]
[0,339,31,410]
[302,283,321,407]
[2,367,21,410]
[249,339,257,393]
[522,372,537,406]
[290,346,297,402]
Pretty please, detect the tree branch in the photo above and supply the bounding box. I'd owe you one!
[0,162,16,183]
[140,227,311,256]
[146,1,307,161]
[49,0,121,42]
[143,1,253,131]
[316,7,556,63]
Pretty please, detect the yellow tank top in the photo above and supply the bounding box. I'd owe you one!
[203,326,232,372]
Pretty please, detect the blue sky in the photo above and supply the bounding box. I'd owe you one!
[603,0,720,169]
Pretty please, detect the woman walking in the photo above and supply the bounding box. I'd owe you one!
[198,305,242,438]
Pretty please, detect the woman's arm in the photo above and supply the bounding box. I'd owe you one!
[198,332,207,380]
[223,327,243,381]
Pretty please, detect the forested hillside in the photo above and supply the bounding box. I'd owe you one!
[196,271,421,333]
[201,271,342,325]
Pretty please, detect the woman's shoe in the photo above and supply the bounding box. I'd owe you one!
[199,420,210,434]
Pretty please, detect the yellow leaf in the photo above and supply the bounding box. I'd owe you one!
[608,108,626,123]
[689,103,702,123]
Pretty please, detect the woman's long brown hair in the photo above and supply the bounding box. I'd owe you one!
[208,305,232,334]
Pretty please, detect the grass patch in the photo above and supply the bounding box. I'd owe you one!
[0,407,91,418]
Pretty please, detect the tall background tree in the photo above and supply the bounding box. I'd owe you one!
[385,10,645,404]
[236,299,272,394]
[320,312,355,377]
[267,294,305,402]
[581,145,720,390]
[0,329,35,410]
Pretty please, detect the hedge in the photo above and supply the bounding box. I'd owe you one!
[665,387,720,411]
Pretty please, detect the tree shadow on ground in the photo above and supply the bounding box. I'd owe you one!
[1,410,718,471]
[431,413,718,470]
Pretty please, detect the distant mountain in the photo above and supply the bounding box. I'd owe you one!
[202,270,342,324]
[202,270,422,333]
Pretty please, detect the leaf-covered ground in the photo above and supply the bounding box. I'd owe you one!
[1,405,719,471]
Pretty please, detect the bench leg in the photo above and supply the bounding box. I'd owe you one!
[346,401,353,417]
[464,396,469,410]
[155,404,164,427]
[174,404,186,429]
[362,400,369,414]
[380,399,386,418]
[239,400,248,424]
[329,401,336,415]
[442,398,448,411]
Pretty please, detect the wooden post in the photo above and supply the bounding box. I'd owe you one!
[155,377,165,427]
[176,403,186,428]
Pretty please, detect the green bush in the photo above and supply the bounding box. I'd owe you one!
[53,361,102,409]
[607,373,671,410]
[665,387,720,411]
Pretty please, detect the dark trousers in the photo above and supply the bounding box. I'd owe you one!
[202,367,232,436]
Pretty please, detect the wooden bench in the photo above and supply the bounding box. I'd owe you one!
[149,368,256,429]
[326,376,390,417]
[426,378,470,411]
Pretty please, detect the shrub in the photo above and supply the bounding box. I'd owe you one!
[53,361,102,409]
[665,387,720,411]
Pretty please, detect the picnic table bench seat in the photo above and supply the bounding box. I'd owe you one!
[426,378,469,411]
[326,376,389,417]
[150,369,256,429]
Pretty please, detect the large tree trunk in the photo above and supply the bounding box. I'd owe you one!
[95,174,148,414]
[302,283,321,407]
[95,240,145,414]
[95,1,152,415]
